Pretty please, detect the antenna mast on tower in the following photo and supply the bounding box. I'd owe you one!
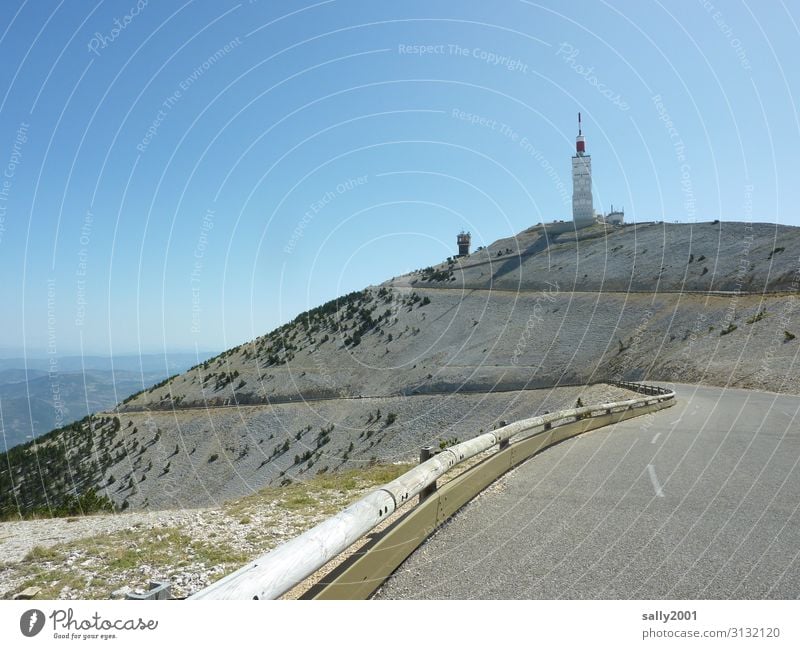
[575,112,586,154]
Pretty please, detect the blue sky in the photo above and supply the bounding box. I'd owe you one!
[0,0,797,355]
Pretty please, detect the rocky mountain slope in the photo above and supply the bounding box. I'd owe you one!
[0,384,634,515]
[408,220,800,293]
[118,220,799,410]
[1,220,798,518]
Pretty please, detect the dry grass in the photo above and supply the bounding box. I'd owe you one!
[5,526,248,600]
[3,462,415,600]
[224,463,414,519]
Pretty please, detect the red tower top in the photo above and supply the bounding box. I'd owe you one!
[576,112,586,154]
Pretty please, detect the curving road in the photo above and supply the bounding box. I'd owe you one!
[375,383,800,599]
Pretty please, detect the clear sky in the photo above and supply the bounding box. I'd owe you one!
[0,0,797,356]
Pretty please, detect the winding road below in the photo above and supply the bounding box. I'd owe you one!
[375,383,800,599]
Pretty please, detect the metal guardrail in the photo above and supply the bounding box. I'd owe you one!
[189,382,675,600]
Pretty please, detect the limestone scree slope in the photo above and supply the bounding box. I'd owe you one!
[2,220,798,516]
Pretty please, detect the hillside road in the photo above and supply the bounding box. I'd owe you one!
[375,383,800,599]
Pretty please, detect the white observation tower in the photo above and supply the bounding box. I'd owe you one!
[572,112,594,228]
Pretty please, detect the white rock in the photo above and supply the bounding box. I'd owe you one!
[110,585,132,599]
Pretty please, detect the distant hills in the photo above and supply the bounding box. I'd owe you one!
[0,353,215,449]
[0,353,214,374]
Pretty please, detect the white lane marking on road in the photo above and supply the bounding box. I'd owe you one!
[651,432,661,444]
[647,464,664,497]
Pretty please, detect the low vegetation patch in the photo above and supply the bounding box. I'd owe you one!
[419,266,454,282]
[745,310,768,324]
[439,436,459,450]
[0,416,124,520]
[2,462,415,600]
[225,462,413,521]
[5,526,248,600]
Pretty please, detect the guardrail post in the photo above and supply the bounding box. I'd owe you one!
[498,438,510,451]
[419,446,437,502]
[126,581,171,600]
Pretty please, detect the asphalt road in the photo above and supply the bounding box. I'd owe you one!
[375,383,800,599]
